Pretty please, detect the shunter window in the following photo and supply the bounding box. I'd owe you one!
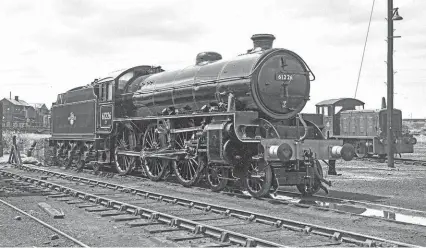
[324,107,332,116]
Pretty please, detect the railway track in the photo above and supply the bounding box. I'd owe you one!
[0,164,417,247]
[11,160,426,229]
[274,189,426,215]
[0,197,89,247]
[355,157,426,166]
[222,189,426,228]
[272,190,426,226]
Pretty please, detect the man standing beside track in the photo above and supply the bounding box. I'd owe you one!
[328,160,339,176]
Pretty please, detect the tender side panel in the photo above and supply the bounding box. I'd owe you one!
[51,100,96,140]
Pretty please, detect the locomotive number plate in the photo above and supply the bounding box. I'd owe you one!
[276,73,293,81]
[100,104,113,128]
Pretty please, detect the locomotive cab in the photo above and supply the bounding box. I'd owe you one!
[315,98,365,137]
[93,78,114,133]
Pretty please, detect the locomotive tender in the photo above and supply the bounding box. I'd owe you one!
[50,34,355,197]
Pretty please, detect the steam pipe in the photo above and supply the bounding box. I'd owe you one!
[296,114,308,142]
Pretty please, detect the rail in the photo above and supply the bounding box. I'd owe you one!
[2,164,416,247]
[0,198,89,247]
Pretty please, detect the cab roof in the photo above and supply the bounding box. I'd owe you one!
[316,98,365,107]
[94,65,163,85]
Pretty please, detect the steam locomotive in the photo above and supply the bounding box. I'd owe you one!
[49,34,355,197]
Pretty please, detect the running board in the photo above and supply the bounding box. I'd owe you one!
[116,150,189,160]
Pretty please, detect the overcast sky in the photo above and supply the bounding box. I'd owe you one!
[0,0,425,117]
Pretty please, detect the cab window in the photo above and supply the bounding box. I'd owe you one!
[117,72,134,91]
[324,106,332,116]
[335,106,342,114]
[96,81,113,101]
[108,83,113,100]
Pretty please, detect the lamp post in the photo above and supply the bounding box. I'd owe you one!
[387,0,403,168]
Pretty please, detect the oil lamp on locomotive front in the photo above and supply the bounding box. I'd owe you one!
[121,33,356,197]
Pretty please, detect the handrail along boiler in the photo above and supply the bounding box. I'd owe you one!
[49,34,355,197]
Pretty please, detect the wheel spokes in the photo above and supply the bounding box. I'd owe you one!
[247,164,265,193]
[208,167,220,186]
[146,158,163,177]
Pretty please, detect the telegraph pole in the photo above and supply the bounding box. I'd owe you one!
[386,0,394,168]
[386,1,402,168]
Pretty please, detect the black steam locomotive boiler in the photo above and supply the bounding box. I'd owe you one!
[49,34,355,197]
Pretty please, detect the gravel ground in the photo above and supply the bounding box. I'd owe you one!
[1,140,426,246]
[0,195,180,247]
[400,141,426,160]
[0,173,184,247]
[4,163,425,246]
[0,199,75,247]
[318,157,426,211]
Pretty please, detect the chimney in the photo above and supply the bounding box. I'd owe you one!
[9,91,11,99]
[251,34,275,50]
[15,96,19,101]
[381,97,387,109]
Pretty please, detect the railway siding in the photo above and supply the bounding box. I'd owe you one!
[1,164,423,247]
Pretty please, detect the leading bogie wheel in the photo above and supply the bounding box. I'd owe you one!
[242,161,273,198]
[142,123,169,181]
[206,164,229,192]
[173,156,204,187]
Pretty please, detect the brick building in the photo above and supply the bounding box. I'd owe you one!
[0,96,50,129]
[33,103,51,128]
